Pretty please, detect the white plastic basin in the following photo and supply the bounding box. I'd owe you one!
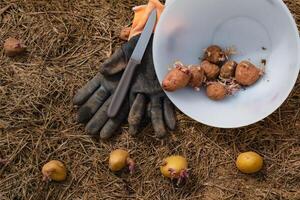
[153,0,300,128]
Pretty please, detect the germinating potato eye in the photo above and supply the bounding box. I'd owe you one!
[189,65,205,90]
[220,61,237,79]
[109,149,135,173]
[162,62,191,92]
[201,60,220,80]
[4,37,26,57]
[203,45,226,65]
[42,160,67,182]
[235,61,263,86]
[206,82,227,101]
[160,155,188,183]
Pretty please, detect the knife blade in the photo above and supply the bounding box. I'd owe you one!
[107,9,157,118]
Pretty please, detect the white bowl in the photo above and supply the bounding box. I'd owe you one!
[153,0,300,128]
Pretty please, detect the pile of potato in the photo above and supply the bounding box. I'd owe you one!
[162,45,264,101]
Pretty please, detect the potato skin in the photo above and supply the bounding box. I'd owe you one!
[162,65,191,92]
[160,156,188,179]
[206,82,227,101]
[220,61,237,79]
[235,61,261,86]
[203,45,226,65]
[42,160,67,182]
[201,61,220,80]
[119,27,131,41]
[109,149,129,172]
[189,65,205,89]
[4,37,26,57]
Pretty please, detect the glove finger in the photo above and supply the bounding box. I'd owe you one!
[128,94,147,135]
[163,98,176,131]
[129,91,137,107]
[100,48,127,76]
[150,96,167,138]
[85,96,111,135]
[100,100,130,139]
[100,35,140,76]
[146,102,151,119]
[77,86,109,123]
[73,73,102,105]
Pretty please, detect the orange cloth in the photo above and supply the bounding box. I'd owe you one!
[128,0,165,40]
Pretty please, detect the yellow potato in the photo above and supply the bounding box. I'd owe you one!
[109,149,135,173]
[42,160,67,182]
[236,151,263,174]
[160,155,188,179]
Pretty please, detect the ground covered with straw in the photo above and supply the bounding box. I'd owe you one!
[0,0,299,199]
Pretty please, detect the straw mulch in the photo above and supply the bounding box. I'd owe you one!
[0,0,299,199]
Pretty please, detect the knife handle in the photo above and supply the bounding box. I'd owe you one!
[107,59,140,118]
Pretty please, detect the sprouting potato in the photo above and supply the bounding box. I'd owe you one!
[42,160,67,182]
[203,45,226,65]
[189,65,205,90]
[235,61,263,86]
[4,37,26,57]
[201,60,220,80]
[109,149,135,173]
[161,45,264,98]
[220,61,237,79]
[162,62,191,92]
[160,155,188,184]
[206,82,227,101]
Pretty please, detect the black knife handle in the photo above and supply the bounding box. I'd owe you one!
[107,59,140,118]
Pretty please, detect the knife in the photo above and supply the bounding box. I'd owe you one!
[107,9,157,118]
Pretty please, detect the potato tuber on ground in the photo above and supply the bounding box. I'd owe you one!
[189,65,205,90]
[203,45,227,65]
[235,61,263,86]
[236,151,263,174]
[4,37,26,57]
[160,155,188,184]
[42,160,67,182]
[220,60,237,79]
[109,149,135,174]
[201,60,220,80]
[162,61,191,92]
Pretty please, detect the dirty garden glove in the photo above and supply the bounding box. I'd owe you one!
[101,34,176,138]
[73,37,138,139]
